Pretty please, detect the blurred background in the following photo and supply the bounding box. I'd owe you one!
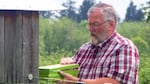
[39,0,150,84]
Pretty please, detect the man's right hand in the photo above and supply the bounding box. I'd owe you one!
[60,57,74,64]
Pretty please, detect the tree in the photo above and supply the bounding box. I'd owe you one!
[39,11,53,18]
[125,1,144,21]
[59,0,77,21]
[59,0,95,22]
[77,0,95,22]
[142,1,150,22]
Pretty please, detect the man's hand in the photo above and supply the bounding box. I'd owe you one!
[57,71,78,84]
[60,57,74,64]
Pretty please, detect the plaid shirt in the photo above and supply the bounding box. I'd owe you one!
[73,31,139,84]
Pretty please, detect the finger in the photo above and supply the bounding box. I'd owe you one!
[59,71,66,77]
[61,58,69,64]
[59,71,72,78]
[58,71,78,82]
[55,80,64,84]
[60,58,67,64]
[60,58,74,64]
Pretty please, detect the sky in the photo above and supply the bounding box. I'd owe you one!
[54,0,149,20]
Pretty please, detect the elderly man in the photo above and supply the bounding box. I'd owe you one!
[60,2,139,84]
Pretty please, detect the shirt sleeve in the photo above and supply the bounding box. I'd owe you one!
[106,44,139,84]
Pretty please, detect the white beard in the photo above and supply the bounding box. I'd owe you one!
[91,36,99,45]
[90,31,108,45]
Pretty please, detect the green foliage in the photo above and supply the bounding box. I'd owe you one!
[39,49,73,66]
[39,17,89,56]
[139,54,150,83]
[117,22,150,53]
[117,22,150,84]
[131,37,149,53]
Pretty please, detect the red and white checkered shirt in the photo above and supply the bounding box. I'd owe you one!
[73,31,139,84]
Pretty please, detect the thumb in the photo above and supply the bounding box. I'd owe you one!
[58,71,78,81]
[59,71,72,78]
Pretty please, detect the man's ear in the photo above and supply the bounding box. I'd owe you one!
[108,20,115,31]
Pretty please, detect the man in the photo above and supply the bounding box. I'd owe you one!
[60,2,139,84]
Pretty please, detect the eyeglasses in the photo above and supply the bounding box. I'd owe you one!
[88,20,110,28]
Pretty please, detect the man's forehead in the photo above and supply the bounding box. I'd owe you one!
[89,7,103,14]
[88,12,104,22]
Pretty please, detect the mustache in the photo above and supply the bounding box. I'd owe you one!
[90,32,97,37]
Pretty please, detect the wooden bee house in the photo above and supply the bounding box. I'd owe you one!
[0,0,66,83]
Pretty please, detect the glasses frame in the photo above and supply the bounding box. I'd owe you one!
[88,20,110,28]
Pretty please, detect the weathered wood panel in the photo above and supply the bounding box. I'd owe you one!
[5,11,17,83]
[0,11,39,83]
[22,11,39,83]
[0,11,5,83]
[13,11,23,83]
[31,11,39,83]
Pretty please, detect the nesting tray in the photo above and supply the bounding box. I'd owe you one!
[39,64,79,79]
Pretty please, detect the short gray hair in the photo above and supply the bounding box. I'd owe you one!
[87,2,119,23]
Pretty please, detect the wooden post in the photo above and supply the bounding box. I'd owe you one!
[0,10,39,83]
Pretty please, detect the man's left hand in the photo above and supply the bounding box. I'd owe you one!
[57,71,79,84]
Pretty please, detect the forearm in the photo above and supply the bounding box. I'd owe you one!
[81,78,121,84]
[59,71,121,84]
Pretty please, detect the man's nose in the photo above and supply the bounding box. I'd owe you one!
[89,27,95,32]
